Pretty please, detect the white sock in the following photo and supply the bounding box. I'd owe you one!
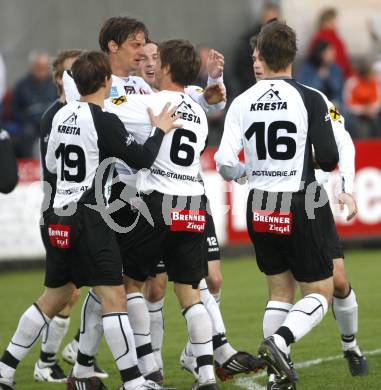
[103,312,144,390]
[127,293,158,376]
[183,303,215,385]
[263,301,292,338]
[332,288,358,350]
[264,300,293,356]
[280,294,328,343]
[199,279,236,365]
[212,291,221,306]
[40,315,70,366]
[145,298,164,371]
[73,290,103,378]
[0,304,50,379]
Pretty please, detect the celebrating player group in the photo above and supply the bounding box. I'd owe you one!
[0,16,368,390]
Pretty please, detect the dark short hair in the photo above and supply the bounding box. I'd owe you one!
[71,51,111,96]
[158,39,200,86]
[256,21,297,72]
[52,49,83,82]
[99,17,148,53]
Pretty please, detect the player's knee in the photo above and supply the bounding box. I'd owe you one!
[299,274,334,304]
[206,271,223,294]
[37,293,70,318]
[333,276,350,297]
[145,282,166,302]
[97,285,127,313]
[174,283,200,309]
[68,288,81,306]
[333,265,350,297]
[269,283,295,302]
[124,276,145,294]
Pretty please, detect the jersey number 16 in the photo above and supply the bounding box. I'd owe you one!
[245,120,297,160]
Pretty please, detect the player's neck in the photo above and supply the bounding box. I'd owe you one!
[110,57,130,78]
[159,80,184,93]
[263,65,292,79]
[80,90,105,108]
[263,71,292,78]
[58,93,66,104]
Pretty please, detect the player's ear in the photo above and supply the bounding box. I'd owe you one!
[108,40,119,54]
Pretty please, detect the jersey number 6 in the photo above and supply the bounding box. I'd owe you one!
[245,120,297,160]
[170,128,197,167]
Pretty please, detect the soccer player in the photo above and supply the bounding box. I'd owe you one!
[34,49,83,384]
[112,38,220,390]
[138,39,262,382]
[35,49,109,383]
[0,51,178,390]
[215,21,339,388]
[250,33,368,385]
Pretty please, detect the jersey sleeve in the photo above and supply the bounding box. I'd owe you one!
[45,116,60,174]
[214,98,245,180]
[307,91,339,172]
[331,114,355,193]
[62,70,80,102]
[93,109,164,169]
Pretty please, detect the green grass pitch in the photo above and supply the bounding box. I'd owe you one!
[0,249,380,389]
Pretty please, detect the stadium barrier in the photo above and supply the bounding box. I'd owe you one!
[0,140,380,263]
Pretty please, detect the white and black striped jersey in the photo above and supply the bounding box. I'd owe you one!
[110,91,208,196]
[45,101,165,208]
[215,78,339,193]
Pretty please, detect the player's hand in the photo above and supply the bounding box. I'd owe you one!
[207,49,225,79]
[338,192,358,221]
[147,103,182,134]
[203,83,226,105]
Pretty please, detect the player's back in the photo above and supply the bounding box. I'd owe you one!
[226,78,338,193]
[46,101,102,208]
[110,90,208,196]
[141,91,208,196]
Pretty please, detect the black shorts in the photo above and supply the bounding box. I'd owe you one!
[118,191,208,286]
[42,205,123,289]
[246,188,333,283]
[152,207,221,274]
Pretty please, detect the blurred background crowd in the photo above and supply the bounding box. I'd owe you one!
[0,0,381,157]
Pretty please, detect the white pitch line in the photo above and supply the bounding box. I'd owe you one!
[234,348,381,390]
